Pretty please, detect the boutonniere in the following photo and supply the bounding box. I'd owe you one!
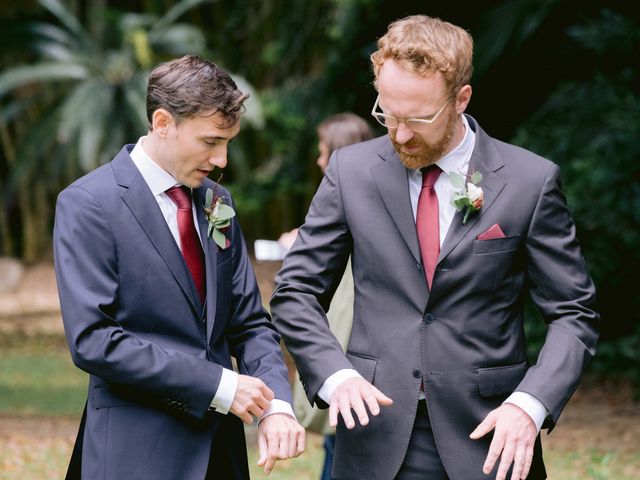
[204,187,235,249]
[449,171,484,225]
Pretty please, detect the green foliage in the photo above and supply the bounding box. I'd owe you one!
[514,9,640,375]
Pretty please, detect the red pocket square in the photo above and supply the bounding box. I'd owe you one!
[477,224,505,240]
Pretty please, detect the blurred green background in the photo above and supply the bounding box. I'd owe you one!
[0,0,639,478]
[1,0,638,382]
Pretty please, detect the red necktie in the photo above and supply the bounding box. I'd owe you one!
[416,165,442,289]
[165,186,206,304]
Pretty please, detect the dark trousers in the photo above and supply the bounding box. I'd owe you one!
[395,401,449,480]
[205,415,250,480]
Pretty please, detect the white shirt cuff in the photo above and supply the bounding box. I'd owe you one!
[317,369,362,403]
[258,399,296,424]
[209,368,238,415]
[504,391,548,433]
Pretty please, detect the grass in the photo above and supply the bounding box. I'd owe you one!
[1,334,639,479]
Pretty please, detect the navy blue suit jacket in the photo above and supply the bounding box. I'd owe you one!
[54,145,291,479]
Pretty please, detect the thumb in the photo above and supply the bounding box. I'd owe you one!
[469,412,496,440]
[257,429,267,466]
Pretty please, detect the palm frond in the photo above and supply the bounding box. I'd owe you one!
[150,24,208,56]
[38,0,98,55]
[56,80,106,142]
[0,63,87,98]
[149,0,214,39]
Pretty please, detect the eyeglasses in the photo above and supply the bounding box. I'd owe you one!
[370,94,451,133]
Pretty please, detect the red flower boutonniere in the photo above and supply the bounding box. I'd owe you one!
[449,171,484,225]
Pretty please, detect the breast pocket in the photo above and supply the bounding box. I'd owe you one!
[472,235,521,255]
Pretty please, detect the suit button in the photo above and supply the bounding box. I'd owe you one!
[412,369,421,378]
[423,313,434,324]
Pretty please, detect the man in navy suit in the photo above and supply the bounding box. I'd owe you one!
[54,55,304,480]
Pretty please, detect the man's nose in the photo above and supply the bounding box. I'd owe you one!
[393,122,414,144]
[209,146,228,169]
[209,155,227,169]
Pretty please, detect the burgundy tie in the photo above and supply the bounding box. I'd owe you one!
[416,165,443,289]
[165,186,206,304]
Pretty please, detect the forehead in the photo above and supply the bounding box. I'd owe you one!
[377,60,447,114]
[179,111,241,137]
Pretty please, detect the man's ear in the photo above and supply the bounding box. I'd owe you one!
[455,85,472,114]
[151,109,174,137]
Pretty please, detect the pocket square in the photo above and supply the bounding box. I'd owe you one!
[477,223,505,240]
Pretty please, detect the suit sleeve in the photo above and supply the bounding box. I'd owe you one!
[517,163,599,427]
[270,151,355,406]
[223,200,293,405]
[54,186,221,419]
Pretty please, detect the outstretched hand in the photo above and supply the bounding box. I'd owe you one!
[469,403,537,480]
[329,377,393,429]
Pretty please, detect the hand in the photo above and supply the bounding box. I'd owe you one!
[230,374,275,424]
[277,228,299,251]
[257,413,306,475]
[329,377,393,429]
[469,403,537,480]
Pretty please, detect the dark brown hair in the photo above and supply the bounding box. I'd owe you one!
[146,55,248,128]
[317,113,375,156]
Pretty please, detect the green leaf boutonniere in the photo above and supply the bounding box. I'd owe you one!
[449,171,484,225]
[204,188,235,249]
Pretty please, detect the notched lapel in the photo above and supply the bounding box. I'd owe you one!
[193,186,218,343]
[438,118,507,265]
[371,142,422,265]
[121,172,202,316]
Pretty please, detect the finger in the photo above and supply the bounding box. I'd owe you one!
[248,404,265,419]
[338,394,356,429]
[238,408,253,424]
[521,444,534,480]
[329,398,339,427]
[296,428,306,456]
[264,431,279,474]
[510,444,526,480]
[288,426,298,458]
[373,387,393,406]
[257,429,268,466]
[277,429,290,460]
[349,393,370,426]
[482,433,505,475]
[470,413,496,440]
[261,384,275,402]
[495,442,516,480]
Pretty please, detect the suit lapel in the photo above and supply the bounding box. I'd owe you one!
[193,185,218,343]
[113,148,202,316]
[371,141,422,266]
[437,116,507,265]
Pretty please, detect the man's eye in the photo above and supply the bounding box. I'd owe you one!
[205,140,218,146]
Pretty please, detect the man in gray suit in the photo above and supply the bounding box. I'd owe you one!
[271,15,598,480]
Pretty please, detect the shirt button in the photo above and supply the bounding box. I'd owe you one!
[412,369,422,378]
[423,313,434,324]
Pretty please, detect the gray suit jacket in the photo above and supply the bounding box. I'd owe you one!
[271,116,599,480]
[54,146,291,480]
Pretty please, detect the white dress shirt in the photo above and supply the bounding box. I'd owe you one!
[130,137,294,421]
[317,117,547,432]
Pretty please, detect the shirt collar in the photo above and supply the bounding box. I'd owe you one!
[409,114,476,178]
[130,136,179,195]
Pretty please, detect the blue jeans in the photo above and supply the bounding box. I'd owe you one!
[320,434,336,480]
